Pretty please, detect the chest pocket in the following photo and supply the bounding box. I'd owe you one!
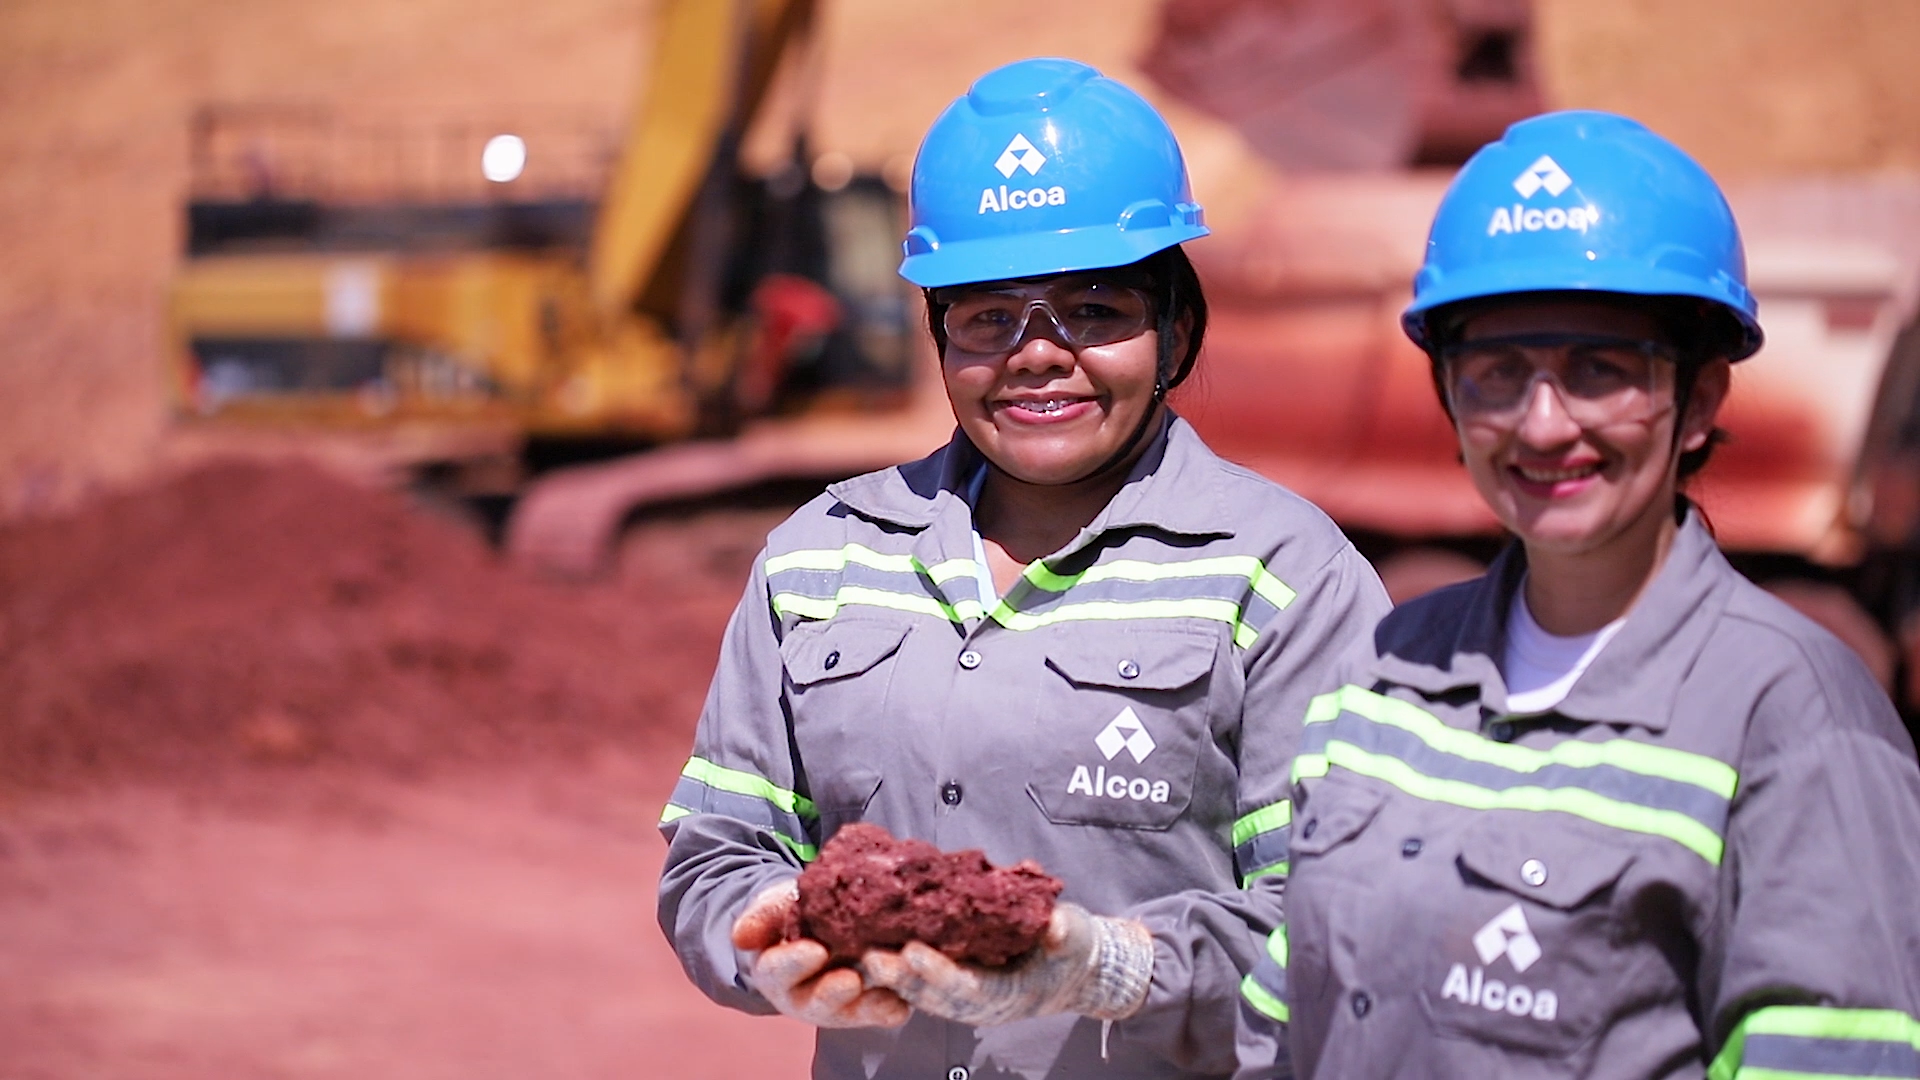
[1024,626,1219,830]
[1420,816,1639,1055]
[780,617,908,820]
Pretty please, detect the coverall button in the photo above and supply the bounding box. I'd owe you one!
[948,1068,970,1080]
[1488,720,1514,742]
[1521,858,1548,886]
[1351,991,1372,1017]
[1117,658,1140,679]
[1401,838,1423,858]
[823,650,840,670]
[1302,817,1319,839]
[958,649,982,670]
[941,781,963,806]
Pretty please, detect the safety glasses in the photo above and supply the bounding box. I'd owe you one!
[935,278,1154,354]
[1440,333,1679,428]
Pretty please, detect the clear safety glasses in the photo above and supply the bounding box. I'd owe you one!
[1440,333,1679,428]
[935,279,1154,354]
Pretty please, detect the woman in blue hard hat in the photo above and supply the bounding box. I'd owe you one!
[1237,110,1920,1079]
[659,58,1389,1078]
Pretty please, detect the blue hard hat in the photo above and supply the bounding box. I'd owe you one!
[1402,110,1762,360]
[899,58,1208,289]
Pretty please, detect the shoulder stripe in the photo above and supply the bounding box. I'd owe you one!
[766,545,1298,648]
[1295,685,1737,865]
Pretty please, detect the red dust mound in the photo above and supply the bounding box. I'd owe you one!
[794,822,1062,967]
[0,458,744,794]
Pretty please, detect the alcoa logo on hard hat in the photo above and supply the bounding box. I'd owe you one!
[979,133,1067,215]
[1439,903,1560,1022]
[1487,154,1600,237]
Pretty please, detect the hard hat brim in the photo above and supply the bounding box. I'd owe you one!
[899,222,1209,289]
[1402,259,1764,361]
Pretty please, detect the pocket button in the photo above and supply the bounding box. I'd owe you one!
[1401,837,1424,858]
[1520,858,1548,887]
[1116,658,1140,679]
[823,650,840,670]
[1302,817,1319,839]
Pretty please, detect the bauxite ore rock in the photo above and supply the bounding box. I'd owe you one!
[793,822,1063,967]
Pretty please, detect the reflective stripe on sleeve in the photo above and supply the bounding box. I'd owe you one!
[1233,801,1292,884]
[1240,925,1290,1022]
[766,544,1297,648]
[1292,685,1738,865]
[658,756,820,862]
[1709,1005,1920,1079]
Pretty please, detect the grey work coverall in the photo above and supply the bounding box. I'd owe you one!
[1240,510,1920,1079]
[659,417,1389,1079]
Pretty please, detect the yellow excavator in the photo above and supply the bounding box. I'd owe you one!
[166,0,954,565]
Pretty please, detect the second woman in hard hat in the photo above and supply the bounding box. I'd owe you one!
[659,58,1389,1078]
[1238,110,1920,1078]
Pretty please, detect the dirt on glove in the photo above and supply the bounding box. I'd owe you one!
[792,822,1062,967]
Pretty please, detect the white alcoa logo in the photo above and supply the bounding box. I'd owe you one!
[980,133,1066,215]
[1488,154,1598,236]
[995,134,1047,178]
[1095,707,1156,763]
[1440,903,1560,1021]
[1068,707,1170,803]
[1512,155,1572,198]
[1473,902,1541,972]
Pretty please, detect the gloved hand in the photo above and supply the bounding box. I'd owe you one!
[860,902,1154,1027]
[730,879,910,1029]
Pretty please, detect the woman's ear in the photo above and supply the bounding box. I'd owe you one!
[1680,357,1731,452]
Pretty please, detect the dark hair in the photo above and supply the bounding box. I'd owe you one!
[1421,291,1736,483]
[921,245,1210,394]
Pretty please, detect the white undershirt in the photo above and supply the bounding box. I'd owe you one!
[1502,581,1626,714]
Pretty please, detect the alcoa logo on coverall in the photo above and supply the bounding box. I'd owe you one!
[1487,154,1600,236]
[979,133,1068,215]
[1440,903,1562,1021]
[1067,707,1172,803]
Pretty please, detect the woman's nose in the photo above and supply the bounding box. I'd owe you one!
[1514,375,1582,446]
[1003,331,1075,375]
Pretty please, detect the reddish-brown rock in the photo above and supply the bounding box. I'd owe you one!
[793,823,1062,967]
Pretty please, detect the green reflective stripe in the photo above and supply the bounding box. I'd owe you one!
[679,757,818,818]
[1243,861,1289,883]
[775,834,819,862]
[765,544,977,584]
[1240,973,1290,1022]
[1710,1006,1920,1080]
[1292,752,1331,782]
[1234,802,1292,847]
[1320,738,1725,863]
[772,585,980,624]
[768,546,1292,645]
[1266,925,1288,966]
[1313,685,1736,797]
[993,596,1245,632]
[659,803,692,826]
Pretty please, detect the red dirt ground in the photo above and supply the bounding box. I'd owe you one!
[0,460,816,1078]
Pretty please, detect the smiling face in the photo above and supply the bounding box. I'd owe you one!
[939,274,1171,486]
[1448,297,1728,559]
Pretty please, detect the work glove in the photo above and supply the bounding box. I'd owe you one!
[730,879,910,1029]
[860,902,1155,1027]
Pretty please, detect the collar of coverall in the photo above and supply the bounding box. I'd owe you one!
[826,411,1233,546]
[1370,507,1738,732]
